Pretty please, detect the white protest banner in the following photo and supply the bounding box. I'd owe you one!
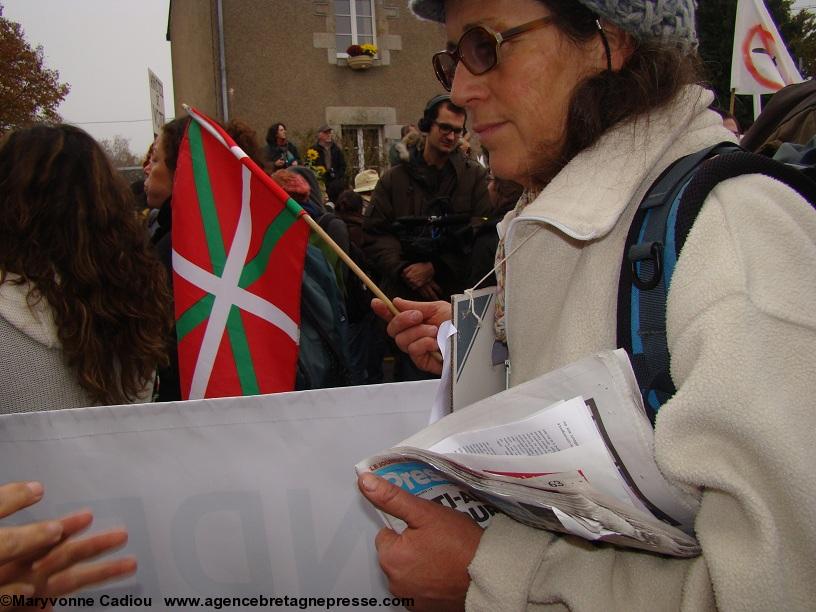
[730,0,803,95]
[0,381,435,610]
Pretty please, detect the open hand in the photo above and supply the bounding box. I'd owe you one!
[0,482,136,611]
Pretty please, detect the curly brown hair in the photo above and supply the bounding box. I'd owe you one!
[0,124,173,405]
[226,119,264,168]
[159,115,192,173]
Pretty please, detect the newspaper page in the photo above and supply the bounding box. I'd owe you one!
[356,457,498,533]
[355,350,702,557]
[428,396,649,510]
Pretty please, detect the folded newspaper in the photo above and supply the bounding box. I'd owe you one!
[356,349,701,557]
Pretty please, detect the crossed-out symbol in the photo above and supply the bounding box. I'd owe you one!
[741,23,784,90]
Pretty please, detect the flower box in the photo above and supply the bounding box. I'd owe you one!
[347,55,373,70]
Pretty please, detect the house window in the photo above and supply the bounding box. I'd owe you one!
[335,0,376,56]
[341,126,384,176]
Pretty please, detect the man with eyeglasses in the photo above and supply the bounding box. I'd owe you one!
[364,94,490,374]
[364,93,490,380]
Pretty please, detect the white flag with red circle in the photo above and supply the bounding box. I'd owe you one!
[730,0,803,95]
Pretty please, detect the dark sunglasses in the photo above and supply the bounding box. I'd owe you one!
[433,121,465,136]
[432,16,554,91]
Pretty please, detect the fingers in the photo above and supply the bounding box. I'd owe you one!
[373,297,452,330]
[406,336,442,363]
[0,522,63,565]
[0,482,45,519]
[392,297,442,315]
[409,343,444,375]
[370,298,395,323]
[394,298,452,327]
[44,556,137,597]
[0,510,94,573]
[32,529,128,577]
[31,526,135,598]
[401,265,434,290]
[358,474,436,530]
[413,357,443,376]
[374,526,399,555]
[400,266,416,286]
[387,309,429,341]
[387,320,439,355]
[54,511,93,540]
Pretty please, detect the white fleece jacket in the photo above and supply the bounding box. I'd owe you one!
[0,276,153,413]
[463,86,816,610]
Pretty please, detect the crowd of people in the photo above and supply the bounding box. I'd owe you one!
[0,76,508,600]
[1,0,815,607]
[0,86,508,405]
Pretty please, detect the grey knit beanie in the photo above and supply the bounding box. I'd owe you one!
[408,0,697,49]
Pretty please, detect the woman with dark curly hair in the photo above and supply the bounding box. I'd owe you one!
[0,124,173,412]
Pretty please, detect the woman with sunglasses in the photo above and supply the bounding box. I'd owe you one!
[360,0,816,610]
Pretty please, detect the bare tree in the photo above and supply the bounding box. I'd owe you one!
[99,135,139,168]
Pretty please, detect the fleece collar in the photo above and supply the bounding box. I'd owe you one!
[0,274,61,349]
[518,86,728,241]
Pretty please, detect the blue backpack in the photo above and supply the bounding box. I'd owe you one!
[617,143,816,423]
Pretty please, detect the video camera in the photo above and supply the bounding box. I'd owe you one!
[391,197,472,263]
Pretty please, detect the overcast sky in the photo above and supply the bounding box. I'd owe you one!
[3,0,174,160]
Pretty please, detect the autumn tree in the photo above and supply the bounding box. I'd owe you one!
[99,135,139,168]
[0,3,70,135]
[788,7,816,76]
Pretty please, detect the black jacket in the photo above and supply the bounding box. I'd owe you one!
[363,145,491,300]
[265,141,300,168]
[313,142,347,182]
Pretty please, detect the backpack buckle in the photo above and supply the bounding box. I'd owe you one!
[629,241,663,291]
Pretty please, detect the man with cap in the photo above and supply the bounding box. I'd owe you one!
[363,94,490,305]
[312,124,347,196]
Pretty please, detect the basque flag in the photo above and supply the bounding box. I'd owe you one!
[171,107,309,399]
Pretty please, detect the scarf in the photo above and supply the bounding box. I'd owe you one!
[493,188,539,342]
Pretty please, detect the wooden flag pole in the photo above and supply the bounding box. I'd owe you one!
[729,88,736,115]
[302,213,444,362]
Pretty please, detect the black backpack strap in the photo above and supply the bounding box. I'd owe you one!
[631,142,741,289]
[620,144,816,422]
[678,150,816,227]
[618,142,739,422]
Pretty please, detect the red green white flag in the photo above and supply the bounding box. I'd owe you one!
[172,106,309,399]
